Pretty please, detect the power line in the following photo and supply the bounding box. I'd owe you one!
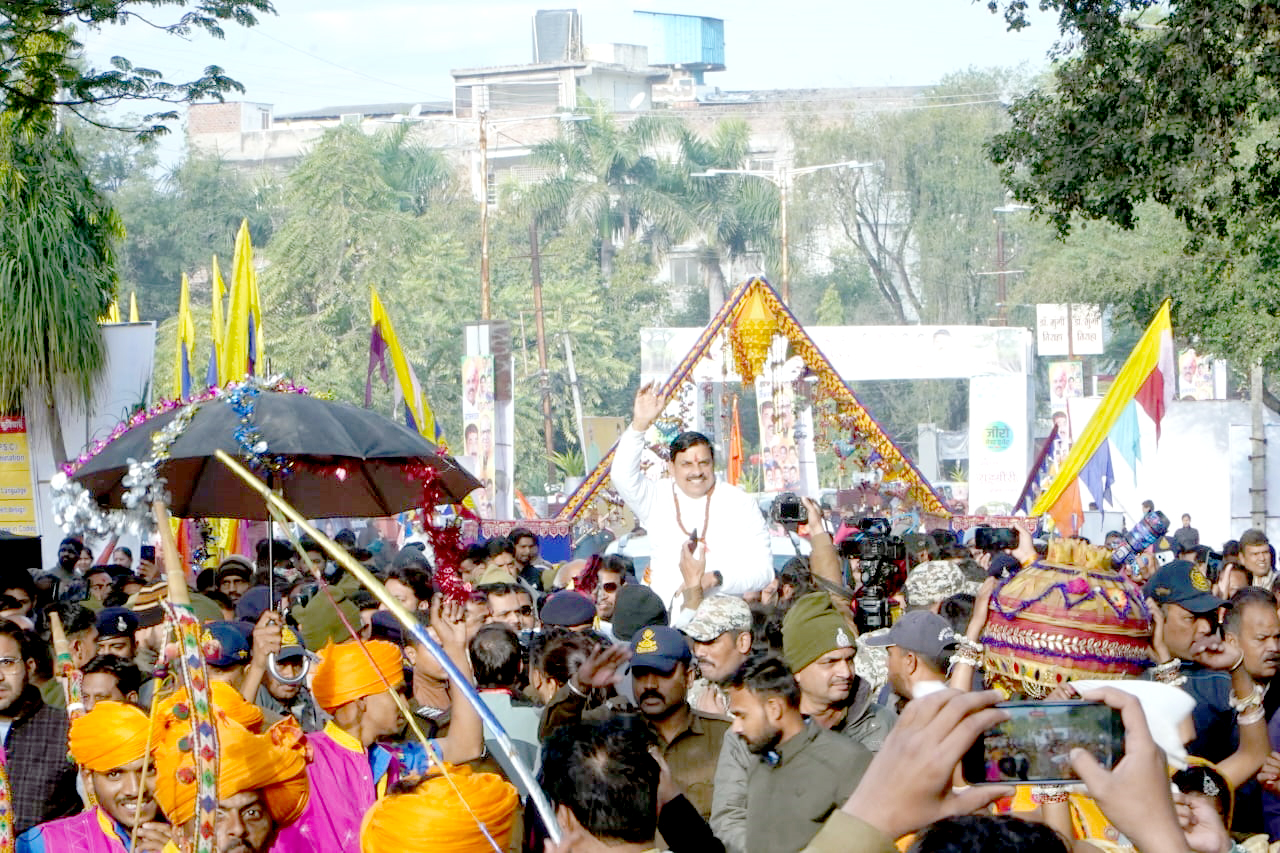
[247,29,455,103]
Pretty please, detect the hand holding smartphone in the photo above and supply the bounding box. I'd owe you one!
[962,700,1125,785]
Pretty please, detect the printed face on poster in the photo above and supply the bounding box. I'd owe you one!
[756,378,800,494]
[461,355,495,517]
[755,345,818,497]
[1178,348,1219,401]
[1048,360,1083,413]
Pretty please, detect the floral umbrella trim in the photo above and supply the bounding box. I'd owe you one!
[51,376,311,538]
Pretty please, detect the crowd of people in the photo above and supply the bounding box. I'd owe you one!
[1,385,1279,852]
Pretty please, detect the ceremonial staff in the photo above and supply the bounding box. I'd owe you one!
[212,448,564,845]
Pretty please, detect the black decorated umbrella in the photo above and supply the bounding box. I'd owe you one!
[69,385,479,520]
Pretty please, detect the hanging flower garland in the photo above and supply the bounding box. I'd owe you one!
[51,376,311,538]
[405,463,476,602]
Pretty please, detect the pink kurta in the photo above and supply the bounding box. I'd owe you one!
[19,808,124,853]
[271,725,384,853]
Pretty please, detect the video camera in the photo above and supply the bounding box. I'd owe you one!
[770,492,807,526]
[839,517,906,632]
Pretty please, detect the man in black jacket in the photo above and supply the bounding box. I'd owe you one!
[0,620,79,835]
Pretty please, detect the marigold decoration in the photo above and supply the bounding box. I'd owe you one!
[982,538,1153,698]
[728,289,777,383]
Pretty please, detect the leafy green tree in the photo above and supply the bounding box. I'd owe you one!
[0,114,121,460]
[794,69,1019,324]
[101,151,275,321]
[983,0,1280,368]
[1,0,272,135]
[521,98,681,279]
[662,120,777,312]
[260,125,465,402]
[487,219,669,494]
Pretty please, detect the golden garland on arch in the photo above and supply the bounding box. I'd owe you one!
[726,279,950,517]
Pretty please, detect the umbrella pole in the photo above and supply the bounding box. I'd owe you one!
[211,449,564,845]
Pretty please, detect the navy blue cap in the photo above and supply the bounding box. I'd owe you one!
[202,621,252,667]
[369,611,405,648]
[1145,559,1226,615]
[863,610,957,659]
[630,625,692,674]
[540,591,596,628]
[96,607,138,639]
[235,586,271,624]
[277,623,307,661]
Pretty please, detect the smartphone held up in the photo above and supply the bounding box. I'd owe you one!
[962,700,1125,785]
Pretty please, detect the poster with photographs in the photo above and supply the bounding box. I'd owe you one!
[1047,360,1083,413]
[756,378,801,494]
[461,355,495,518]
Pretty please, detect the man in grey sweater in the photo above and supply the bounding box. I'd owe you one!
[725,654,872,853]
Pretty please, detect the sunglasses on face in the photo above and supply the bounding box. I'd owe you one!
[600,582,619,594]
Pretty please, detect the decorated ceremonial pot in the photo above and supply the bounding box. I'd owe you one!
[982,541,1153,698]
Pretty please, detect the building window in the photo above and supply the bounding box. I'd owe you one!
[455,85,473,118]
[669,255,701,287]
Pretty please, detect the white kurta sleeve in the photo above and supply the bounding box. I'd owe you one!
[715,491,774,596]
[609,428,655,525]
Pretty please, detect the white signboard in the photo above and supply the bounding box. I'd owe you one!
[968,373,1030,513]
[1036,304,1104,356]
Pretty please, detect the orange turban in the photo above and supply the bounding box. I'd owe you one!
[158,680,265,733]
[359,765,518,853]
[153,711,310,827]
[311,639,404,713]
[69,700,151,773]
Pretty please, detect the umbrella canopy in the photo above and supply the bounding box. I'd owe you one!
[71,390,479,520]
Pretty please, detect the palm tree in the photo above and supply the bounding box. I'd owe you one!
[520,97,682,279]
[660,120,778,312]
[0,111,121,463]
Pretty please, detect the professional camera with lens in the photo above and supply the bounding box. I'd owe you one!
[839,516,906,632]
[770,492,807,526]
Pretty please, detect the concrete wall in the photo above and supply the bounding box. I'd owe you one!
[1136,400,1280,547]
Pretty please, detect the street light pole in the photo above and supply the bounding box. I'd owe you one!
[479,110,490,321]
[778,167,790,303]
[692,160,871,306]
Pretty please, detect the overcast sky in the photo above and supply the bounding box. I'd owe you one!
[80,1,1063,116]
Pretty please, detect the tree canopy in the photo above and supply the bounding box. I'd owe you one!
[983,0,1280,368]
[0,114,120,425]
[1,0,272,134]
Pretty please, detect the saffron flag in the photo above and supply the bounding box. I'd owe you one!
[1032,300,1174,533]
[128,292,140,323]
[222,221,264,382]
[728,395,743,486]
[102,300,120,324]
[367,287,445,445]
[207,255,226,388]
[174,274,196,400]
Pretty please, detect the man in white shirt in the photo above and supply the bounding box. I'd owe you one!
[611,383,773,613]
[863,610,956,702]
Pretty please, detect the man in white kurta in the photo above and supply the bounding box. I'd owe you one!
[610,384,774,613]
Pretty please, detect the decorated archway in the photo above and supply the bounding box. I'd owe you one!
[556,277,950,520]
